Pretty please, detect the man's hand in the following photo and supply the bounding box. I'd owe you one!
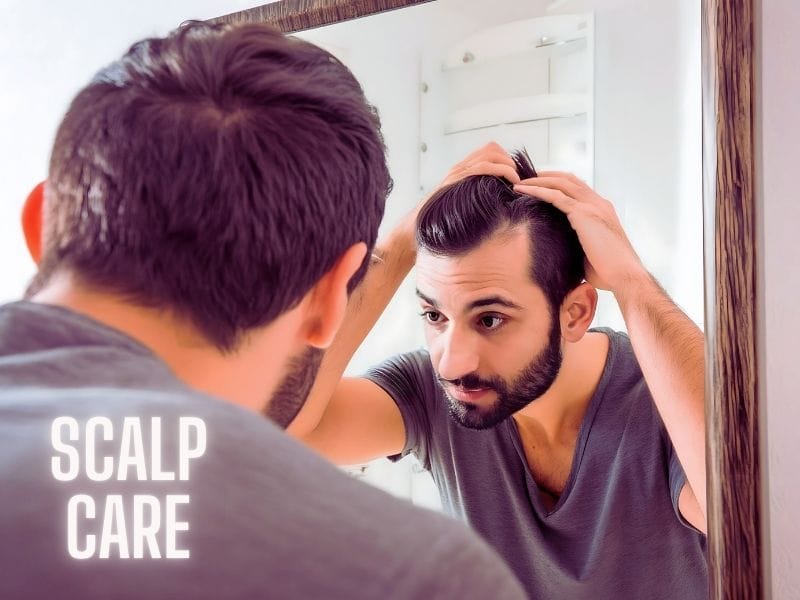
[439,141,521,188]
[395,141,522,246]
[513,172,645,293]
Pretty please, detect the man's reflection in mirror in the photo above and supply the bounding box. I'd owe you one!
[290,144,708,599]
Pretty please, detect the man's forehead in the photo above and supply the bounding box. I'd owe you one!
[415,227,531,283]
[414,232,541,309]
[415,258,520,290]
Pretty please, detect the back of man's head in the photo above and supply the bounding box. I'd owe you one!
[415,149,584,315]
[33,21,390,350]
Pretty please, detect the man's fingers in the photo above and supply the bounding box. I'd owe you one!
[458,143,516,170]
[513,184,575,213]
[461,141,508,164]
[463,150,517,172]
[516,176,583,199]
[463,161,520,183]
[452,145,510,171]
[442,159,521,187]
[439,142,523,187]
[535,171,587,187]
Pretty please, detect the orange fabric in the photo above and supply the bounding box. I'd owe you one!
[21,181,45,264]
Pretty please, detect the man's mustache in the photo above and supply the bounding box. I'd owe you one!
[437,373,497,391]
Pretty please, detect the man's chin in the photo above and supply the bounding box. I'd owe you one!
[446,396,509,431]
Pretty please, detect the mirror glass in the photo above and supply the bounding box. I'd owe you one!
[290,0,702,507]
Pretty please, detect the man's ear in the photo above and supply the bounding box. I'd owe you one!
[559,282,598,343]
[21,181,45,264]
[300,242,368,349]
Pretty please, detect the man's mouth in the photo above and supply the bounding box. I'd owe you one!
[447,385,492,403]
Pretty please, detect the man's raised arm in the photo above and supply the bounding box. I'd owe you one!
[286,143,521,464]
[514,172,707,533]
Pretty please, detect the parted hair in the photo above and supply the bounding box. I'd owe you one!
[415,149,584,313]
[34,21,391,350]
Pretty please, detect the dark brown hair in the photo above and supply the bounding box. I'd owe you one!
[34,21,391,350]
[415,150,584,314]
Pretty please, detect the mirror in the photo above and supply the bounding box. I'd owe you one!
[214,0,760,597]
[302,0,706,503]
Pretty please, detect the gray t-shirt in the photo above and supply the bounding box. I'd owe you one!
[365,329,708,599]
[0,301,526,600]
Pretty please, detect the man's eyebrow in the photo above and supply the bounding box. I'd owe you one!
[466,296,522,311]
[415,289,522,312]
[415,289,438,307]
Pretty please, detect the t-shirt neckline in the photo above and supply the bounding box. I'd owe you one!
[505,328,618,518]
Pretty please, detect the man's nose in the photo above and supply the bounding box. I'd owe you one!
[436,327,480,382]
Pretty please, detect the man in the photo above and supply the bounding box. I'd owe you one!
[0,23,526,599]
[289,145,709,598]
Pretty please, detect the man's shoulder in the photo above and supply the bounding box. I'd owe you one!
[589,327,663,442]
[0,386,523,598]
[305,463,525,598]
[362,347,435,389]
[0,301,189,396]
[590,327,647,390]
[370,346,433,370]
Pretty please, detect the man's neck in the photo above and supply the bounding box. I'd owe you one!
[513,331,610,443]
[31,272,296,414]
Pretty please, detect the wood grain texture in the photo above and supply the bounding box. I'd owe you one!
[703,0,762,598]
[210,0,434,33]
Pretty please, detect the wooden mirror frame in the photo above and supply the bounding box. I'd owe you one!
[213,1,762,597]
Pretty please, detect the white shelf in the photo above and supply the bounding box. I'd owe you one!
[441,14,590,71]
[419,12,595,190]
[445,93,588,134]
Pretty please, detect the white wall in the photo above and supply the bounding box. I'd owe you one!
[592,0,703,329]
[757,2,800,598]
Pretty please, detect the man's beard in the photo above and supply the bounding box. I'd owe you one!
[439,316,563,430]
[263,347,324,429]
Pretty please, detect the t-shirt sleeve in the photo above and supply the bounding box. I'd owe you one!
[363,349,437,470]
[663,427,706,534]
[666,439,688,517]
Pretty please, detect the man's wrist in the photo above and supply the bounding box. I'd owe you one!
[375,220,417,273]
[612,266,659,312]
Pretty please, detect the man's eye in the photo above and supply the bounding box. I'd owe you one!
[419,310,442,323]
[479,315,504,330]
